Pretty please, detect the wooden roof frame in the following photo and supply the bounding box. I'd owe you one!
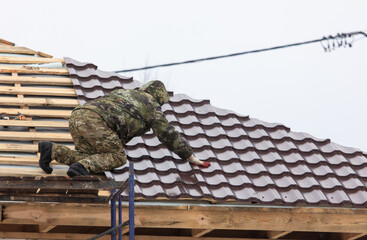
[0,202,366,240]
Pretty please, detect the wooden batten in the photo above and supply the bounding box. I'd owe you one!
[0,144,73,153]
[0,86,77,97]
[37,51,53,58]
[0,56,64,64]
[0,120,69,128]
[0,38,15,46]
[0,143,38,152]
[0,76,72,86]
[0,65,69,75]
[0,167,67,176]
[0,97,79,107]
[0,45,38,55]
[0,108,72,118]
[0,131,72,142]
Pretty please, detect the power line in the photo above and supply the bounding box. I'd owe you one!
[115,31,367,73]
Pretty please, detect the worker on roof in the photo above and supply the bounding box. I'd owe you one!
[38,80,210,177]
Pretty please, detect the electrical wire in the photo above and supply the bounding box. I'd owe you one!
[115,31,367,73]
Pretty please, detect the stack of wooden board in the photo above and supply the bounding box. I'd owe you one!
[0,38,77,176]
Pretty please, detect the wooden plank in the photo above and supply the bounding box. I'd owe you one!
[0,155,66,165]
[0,167,67,176]
[0,38,15,46]
[134,237,295,240]
[0,177,122,190]
[0,231,109,240]
[0,108,71,118]
[0,97,79,107]
[191,229,212,237]
[0,120,69,128]
[0,143,38,152]
[0,56,64,64]
[0,131,72,142]
[38,224,57,233]
[37,51,53,58]
[0,65,69,75]
[0,155,38,164]
[342,233,367,240]
[267,231,292,239]
[0,75,72,86]
[0,86,76,96]
[2,204,367,234]
[0,45,38,55]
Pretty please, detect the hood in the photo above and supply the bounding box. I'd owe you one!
[139,80,169,106]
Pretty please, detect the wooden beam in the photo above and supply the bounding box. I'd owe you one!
[38,224,57,233]
[267,231,292,239]
[0,108,71,118]
[0,97,79,107]
[0,120,69,128]
[0,143,38,152]
[0,86,76,97]
[37,51,53,58]
[134,237,294,240]
[0,45,37,55]
[341,233,367,240]
[1,203,367,234]
[121,226,130,235]
[0,167,67,176]
[0,38,15,46]
[0,155,65,165]
[0,75,72,86]
[0,65,69,75]
[0,231,109,240]
[0,131,72,142]
[0,56,64,64]
[191,229,213,237]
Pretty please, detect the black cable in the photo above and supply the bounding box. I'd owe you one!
[115,31,367,73]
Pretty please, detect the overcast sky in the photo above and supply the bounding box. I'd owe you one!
[1,0,367,151]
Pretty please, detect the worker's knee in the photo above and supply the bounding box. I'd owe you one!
[80,152,127,174]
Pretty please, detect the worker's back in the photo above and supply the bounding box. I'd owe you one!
[74,88,158,144]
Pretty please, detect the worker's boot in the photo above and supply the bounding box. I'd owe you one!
[38,141,53,174]
[67,162,89,177]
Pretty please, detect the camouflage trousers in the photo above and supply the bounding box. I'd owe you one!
[52,109,127,174]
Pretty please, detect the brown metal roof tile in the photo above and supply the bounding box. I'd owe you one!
[225,127,248,138]
[296,141,319,152]
[347,155,367,166]
[282,152,305,163]
[265,163,290,175]
[65,57,367,207]
[287,164,312,176]
[325,190,350,204]
[237,151,261,162]
[295,176,319,189]
[272,175,297,188]
[302,189,328,204]
[303,153,326,164]
[318,177,342,189]
[308,165,334,176]
[279,189,305,203]
[258,152,282,163]
[339,178,364,190]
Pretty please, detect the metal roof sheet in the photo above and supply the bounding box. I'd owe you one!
[65,57,367,207]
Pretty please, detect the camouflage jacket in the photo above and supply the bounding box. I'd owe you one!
[73,88,193,160]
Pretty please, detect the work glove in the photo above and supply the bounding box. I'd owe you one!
[188,155,211,168]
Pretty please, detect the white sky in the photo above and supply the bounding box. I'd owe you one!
[1,0,367,151]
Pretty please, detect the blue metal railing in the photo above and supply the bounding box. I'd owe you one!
[88,162,135,240]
